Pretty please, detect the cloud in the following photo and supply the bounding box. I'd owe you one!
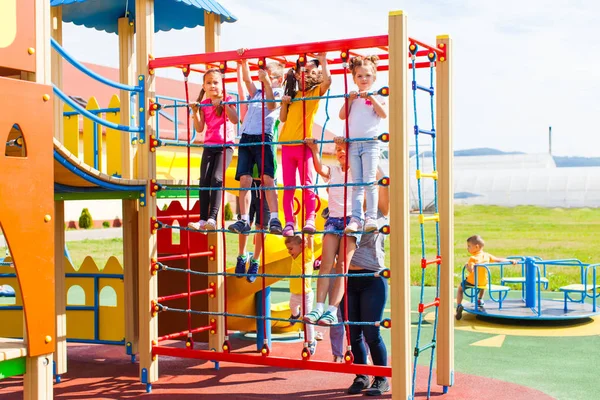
[60,0,600,156]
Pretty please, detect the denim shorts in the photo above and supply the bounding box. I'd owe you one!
[235,133,275,180]
[324,216,353,237]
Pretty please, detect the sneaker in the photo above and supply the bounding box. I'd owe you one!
[365,377,390,396]
[315,331,324,341]
[246,258,259,283]
[205,218,217,231]
[317,310,338,326]
[235,255,247,278]
[229,219,251,235]
[302,219,316,234]
[333,355,344,363]
[364,217,378,232]
[308,340,317,356]
[187,220,206,231]
[269,218,283,235]
[455,304,464,320]
[478,299,485,308]
[347,374,370,395]
[344,218,362,233]
[303,309,323,324]
[282,222,295,237]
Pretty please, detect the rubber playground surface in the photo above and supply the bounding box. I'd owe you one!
[1,286,598,399]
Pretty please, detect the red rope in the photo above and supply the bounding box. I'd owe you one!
[183,72,193,347]
[341,56,352,349]
[300,57,308,347]
[260,69,268,347]
[220,70,229,340]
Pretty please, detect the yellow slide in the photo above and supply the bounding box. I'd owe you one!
[156,147,327,333]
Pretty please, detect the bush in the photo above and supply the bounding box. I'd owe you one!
[78,208,93,229]
[224,202,233,221]
[102,221,110,228]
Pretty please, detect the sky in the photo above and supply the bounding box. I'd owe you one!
[59,0,600,157]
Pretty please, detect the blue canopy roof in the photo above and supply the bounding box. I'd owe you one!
[50,0,237,34]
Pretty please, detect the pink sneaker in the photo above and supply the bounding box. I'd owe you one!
[302,219,316,234]
[282,222,295,237]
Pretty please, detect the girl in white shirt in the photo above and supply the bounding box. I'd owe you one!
[339,56,387,233]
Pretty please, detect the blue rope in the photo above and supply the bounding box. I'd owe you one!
[156,305,390,328]
[161,180,385,192]
[158,264,389,280]
[315,89,332,190]
[410,51,441,399]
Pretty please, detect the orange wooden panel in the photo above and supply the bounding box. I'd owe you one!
[0,0,36,73]
[0,76,54,357]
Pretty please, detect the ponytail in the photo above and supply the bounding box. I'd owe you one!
[283,68,297,100]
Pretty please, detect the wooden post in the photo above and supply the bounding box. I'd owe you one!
[135,0,158,388]
[123,200,139,357]
[207,235,225,351]
[23,1,54,397]
[388,10,411,400]
[118,15,139,359]
[435,34,454,388]
[204,11,221,53]
[53,201,67,376]
[51,6,63,142]
[118,16,135,179]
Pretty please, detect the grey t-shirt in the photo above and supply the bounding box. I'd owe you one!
[350,211,387,272]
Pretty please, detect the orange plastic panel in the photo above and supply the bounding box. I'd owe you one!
[0,77,54,356]
[0,0,36,73]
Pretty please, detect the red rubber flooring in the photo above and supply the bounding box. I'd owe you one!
[0,335,554,399]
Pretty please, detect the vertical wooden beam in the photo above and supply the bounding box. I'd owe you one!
[23,354,53,400]
[435,34,454,388]
[207,234,225,352]
[51,6,63,142]
[204,11,221,53]
[388,10,411,400]
[118,16,135,179]
[135,0,158,388]
[123,199,140,357]
[53,201,67,376]
[23,1,54,397]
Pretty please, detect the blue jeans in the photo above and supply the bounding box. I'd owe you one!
[349,141,379,221]
[346,269,388,372]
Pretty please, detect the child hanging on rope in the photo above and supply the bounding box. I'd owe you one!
[339,56,387,234]
[188,68,239,231]
[302,137,358,328]
[455,235,517,320]
[285,235,317,355]
[279,54,332,236]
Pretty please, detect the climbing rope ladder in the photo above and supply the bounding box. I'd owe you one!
[410,42,443,400]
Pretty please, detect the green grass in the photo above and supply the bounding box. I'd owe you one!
[2,206,599,289]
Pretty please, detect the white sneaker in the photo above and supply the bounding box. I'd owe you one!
[205,218,217,230]
[187,220,206,231]
[364,218,378,232]
[344,218,362,233]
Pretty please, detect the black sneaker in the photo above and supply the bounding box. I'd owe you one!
[235,255,247,278]
[365,377,390,396]
[347,374,370,395]
[455,304,464,320]
[229,219,251,235]
[269,218,283,235]
[246,258,259,283]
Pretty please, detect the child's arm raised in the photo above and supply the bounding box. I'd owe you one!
[237,49,257,97]
[305,138,330,179]
[339,91,358,120]
[279,95,291,122]
[317,53,332,95]
[258,69,278,111]
[191,104,205,133]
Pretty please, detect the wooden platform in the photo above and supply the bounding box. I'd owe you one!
[0,338,26,361]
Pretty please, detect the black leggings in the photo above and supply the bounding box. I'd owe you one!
[199,147,233,221]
